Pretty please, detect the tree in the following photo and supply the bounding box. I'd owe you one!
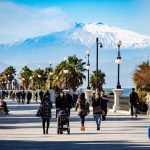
[132,61,150,103]
[90,70,106,91]
[53,55,86,91]
[2,66,16,90]
[44,67,53,90]
[32,68,47,90]
[19,66,33,90]
[133,61,150,91]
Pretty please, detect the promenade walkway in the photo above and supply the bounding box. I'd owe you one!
[0,99,150,150]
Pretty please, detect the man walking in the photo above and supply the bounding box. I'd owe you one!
[27,90,32,104]
[129,88,139,118]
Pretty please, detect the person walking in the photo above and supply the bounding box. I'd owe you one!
[55,90,66,118]
[92,89,102,130]
[101,91,109,121]
[21,90,26,104]
[75,93,89,131]
[16,91,21,104]
[39,90,44,102]
[0,95,9,114]
[146,92,150,117]
[129,88,139,118]
[65,92,73,117]
[38,91,52,134]
[27,90,32,104]
[35,91,38,102]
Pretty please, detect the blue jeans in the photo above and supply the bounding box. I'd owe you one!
[93,114,101,126]
[80,116,85,125]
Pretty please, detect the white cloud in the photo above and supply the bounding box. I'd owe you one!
[0,1,73,43]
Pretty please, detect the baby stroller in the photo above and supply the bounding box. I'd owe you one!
[57,108,70,135]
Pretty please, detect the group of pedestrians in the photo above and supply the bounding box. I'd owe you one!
[15,90,32,104]
[37,88,109,134]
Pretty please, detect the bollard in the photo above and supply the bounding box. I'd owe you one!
[148,125,150,140]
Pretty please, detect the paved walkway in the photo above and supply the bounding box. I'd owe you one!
[0,99,150,150]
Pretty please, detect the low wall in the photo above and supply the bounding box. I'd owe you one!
[108,95,130,111]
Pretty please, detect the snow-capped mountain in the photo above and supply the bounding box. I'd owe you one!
[1,22,150,50]
[71,22,150,48]
[0,22,149,88]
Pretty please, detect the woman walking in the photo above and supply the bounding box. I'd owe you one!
[39,91,53,134]
[75,93,89,131]
[92,89,102,130]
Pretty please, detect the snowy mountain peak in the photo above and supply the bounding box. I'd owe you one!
[1,22,150,50]
[75,22,85,28]
[96,22,103,25]
[70,22,150,48]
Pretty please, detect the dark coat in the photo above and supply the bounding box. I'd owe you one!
[101,96,109,110]
[92,97,102,114]
[40,93,52,119]
[21,91,26,99]
[75,99,89,116]
[55,95,67,109]
[39,91,44,100]
[65,93,73,109]
[129,92,139,105]
[27,91,32,100]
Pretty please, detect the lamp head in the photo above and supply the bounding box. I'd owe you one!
[48,60,52,65]
[115,58,122,64]
[86,50,90,56]
[117,40,122,48]
[85,65,90,70]
[99,43,103,48]
[38,75,42,78]
[49,72,53,76]
[63,69,69,74]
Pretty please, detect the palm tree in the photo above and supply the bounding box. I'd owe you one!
[3,66,16,90]
[133,60,150,91]
[19,66,33,90]
[32,68,47,90]
[90,70,106,91]
[44,67,53,89]
[53,55,86,91]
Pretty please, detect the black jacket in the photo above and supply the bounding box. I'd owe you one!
[92,97,102,114]
[129,92,139,104]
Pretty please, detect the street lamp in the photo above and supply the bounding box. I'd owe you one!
[38,74,42,89]
[49,72,53,89]
[49,60,52,67]
[86,50,90,89]
[22,78,25,90]
[115,40,122,89]
[96,37,103,90]
[48,60,53,89]
[63,69,69,89]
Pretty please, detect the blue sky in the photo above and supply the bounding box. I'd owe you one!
[0,0,150,43]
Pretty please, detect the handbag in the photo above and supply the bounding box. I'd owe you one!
[93,106,102,114]
[77,108,88,116]
[36,109,43,117]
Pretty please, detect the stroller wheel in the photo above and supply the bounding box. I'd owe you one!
[67,128,70,135]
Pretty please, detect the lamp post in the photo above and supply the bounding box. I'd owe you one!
[48,60,53,89]
[96,37,103,90]
[38,74,42,89]
[22,78,25,90]
[29,76,32,90]
[63,69,69,89]
[86,50,90,89]
[49,72,53,89]
[115,40,122,89]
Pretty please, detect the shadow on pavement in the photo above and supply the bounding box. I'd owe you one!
[0,140,149,150]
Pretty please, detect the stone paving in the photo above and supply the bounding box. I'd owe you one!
[0,99,150,150]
